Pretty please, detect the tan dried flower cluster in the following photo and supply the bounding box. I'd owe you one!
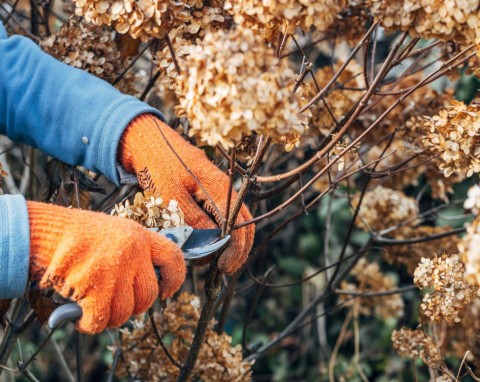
[154,3,227,90]
[41,16,136,94]
[464,184,480,214]
[458,215,480,286]
[423,101,480,178]
[383,225,460,275]
[366,0,480,44]
[339,259,404,319]
[224,0,346,36]
[392,328,443,367]
[73,0,193,40]
[111,191,185,228]
[353,186,419,233]
[323,4,369,45]
[414,254,477,324]
[114,292,252,381]
[175,27,310,149]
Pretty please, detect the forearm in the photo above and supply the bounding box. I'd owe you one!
[0,22,164,184]
[0,194,30,298]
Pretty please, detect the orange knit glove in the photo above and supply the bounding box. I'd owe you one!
[27,201,186,334]
[119,114,255,274]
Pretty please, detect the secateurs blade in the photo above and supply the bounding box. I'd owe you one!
[47,227,230,329]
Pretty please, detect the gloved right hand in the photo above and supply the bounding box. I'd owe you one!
[27,202,186,334]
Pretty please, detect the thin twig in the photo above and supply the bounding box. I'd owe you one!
[148,309,182,369]
[112,40,154,86]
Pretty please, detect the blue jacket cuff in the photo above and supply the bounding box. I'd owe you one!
[0,194,30,298]
[0,22,6,39]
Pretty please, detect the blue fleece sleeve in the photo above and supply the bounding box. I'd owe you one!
[0,195,30,298]
[0,22,164,184]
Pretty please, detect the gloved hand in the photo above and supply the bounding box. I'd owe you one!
[27,201,186,334]
[119,114,255,274]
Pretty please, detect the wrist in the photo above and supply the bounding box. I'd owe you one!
[118,113,164,173]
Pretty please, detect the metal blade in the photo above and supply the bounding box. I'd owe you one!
[183,234,231,260]
[149,226,193,248]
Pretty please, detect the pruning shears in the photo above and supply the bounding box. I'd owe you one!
[47,227,230,329]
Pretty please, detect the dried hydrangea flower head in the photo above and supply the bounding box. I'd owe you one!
[113,292,252,381]
[458,215,480,286]
[414,254,477,324]
[339,258,404,319]
[353,186,419,234]
[154,4,228,90]
[224,0,347,37]
[464,184,480,214]
[73,0,193,40]
[111,191,185,229]
[41,16,137,94]
[366,0,480,44]
[392,328,443,367]
[175,27,310,149]
[422,100,480,178]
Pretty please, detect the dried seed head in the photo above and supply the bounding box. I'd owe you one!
[414,253,477,324]
[41,16,137,94]
[113,292,252,381]
[111,191,185,229]
[224,0,347,37]
[174,26,311,149]
[339,258,404,319]
[392,328,443,367]
[422,101,480,178]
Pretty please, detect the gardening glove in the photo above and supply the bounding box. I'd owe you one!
[119,114,255,274]
[27,201,186,334]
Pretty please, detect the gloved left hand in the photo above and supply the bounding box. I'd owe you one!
[28,201,186,333]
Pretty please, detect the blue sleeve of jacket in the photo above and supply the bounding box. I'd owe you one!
[0,194,30,298]
[0,21,165,298]
[0,22,165,185]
